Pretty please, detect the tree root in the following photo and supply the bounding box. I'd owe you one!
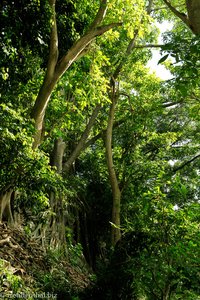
[0,235,21,249]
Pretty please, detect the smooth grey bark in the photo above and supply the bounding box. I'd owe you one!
[105,90,122,246]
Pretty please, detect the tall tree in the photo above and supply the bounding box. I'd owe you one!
[31,0,121,148]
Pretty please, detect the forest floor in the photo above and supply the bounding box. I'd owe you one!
[0,223,91,299]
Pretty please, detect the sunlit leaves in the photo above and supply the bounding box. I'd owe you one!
[0,1,200,295]
[0,104,67,212]
[161,32,200,93]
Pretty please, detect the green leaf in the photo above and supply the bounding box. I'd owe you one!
[158,54,169,65]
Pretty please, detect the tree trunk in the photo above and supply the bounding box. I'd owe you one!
[31,78,58,149]
[105,89,121,246]
[51,137,66,174]
[0,190,14,224]
[30,137,67,249]
[186,0,200,34]
[49,138,67,249]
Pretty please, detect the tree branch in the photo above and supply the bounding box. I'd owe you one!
[83,119,125,150]
[112,1,154,80]
[55,22,122,79]
[151,4,185,12]
[162,100,183,108]
[113,31,139,79]
[119,92,134,112]
[105,90,121,245]
[46,0,59,79]
[31,0,121,148]
[173,153,200,173]
[146,0,154,14]
[133,43,164,49]
[89,0,108,29]
[126,31,139,55]
[162,0,189,27]
[63,104,101,172]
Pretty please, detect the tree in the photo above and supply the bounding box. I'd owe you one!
[0,1,200,298]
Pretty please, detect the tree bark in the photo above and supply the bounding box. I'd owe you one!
[31,0,58,148]
[186,0,200,34]
[162,284,171,300]
[51,137,66,174]
[0,190,14,224]
[105,87,121,246]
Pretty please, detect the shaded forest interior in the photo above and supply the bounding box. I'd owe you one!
[0,0,200,299]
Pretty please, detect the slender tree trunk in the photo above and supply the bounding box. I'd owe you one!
[31,0,58,148]
[105,88,121,246]
[49,138,67,249]
[104,33,139,247]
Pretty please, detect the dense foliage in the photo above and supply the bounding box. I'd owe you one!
[0,0,200,299]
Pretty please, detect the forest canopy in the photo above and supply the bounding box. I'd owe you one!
[0,0,200,299]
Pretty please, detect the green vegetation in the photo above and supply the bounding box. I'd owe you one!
[0,0,200,299]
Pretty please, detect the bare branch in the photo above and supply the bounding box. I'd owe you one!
[162,101,183,108]
[173,153,200,173]
[133,43,164,49]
